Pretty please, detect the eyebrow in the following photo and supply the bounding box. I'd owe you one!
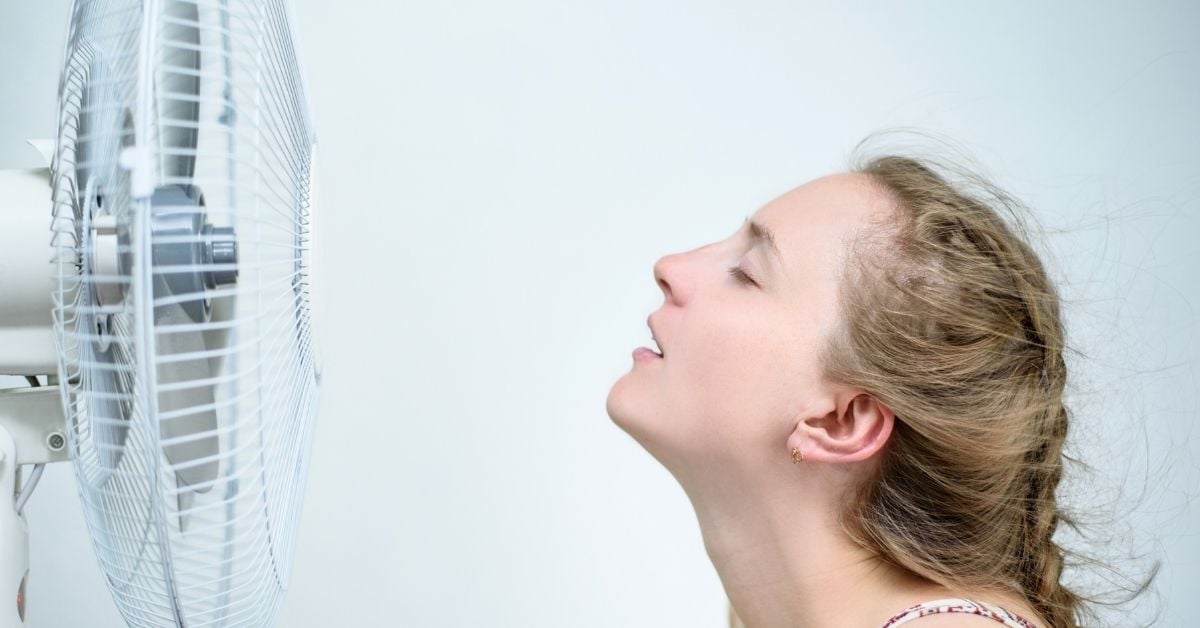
[744,216,783,266]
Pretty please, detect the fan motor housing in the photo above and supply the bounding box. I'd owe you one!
[0,168,56,375]
[147,184,239,323]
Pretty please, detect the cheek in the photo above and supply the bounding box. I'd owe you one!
[677,309,799,422]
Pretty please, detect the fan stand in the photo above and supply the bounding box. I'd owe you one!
[0,383,68,628]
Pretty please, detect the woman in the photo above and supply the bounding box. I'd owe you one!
[606,142,1129,627]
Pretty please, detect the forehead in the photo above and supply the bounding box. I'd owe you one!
[755,172,890,238]
[751,172,894,285]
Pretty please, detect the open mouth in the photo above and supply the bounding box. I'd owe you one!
[647,316,665,358]
[633,333,663,362]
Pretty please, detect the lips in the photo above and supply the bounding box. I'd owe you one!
[632,316,664,363]
[633,346,662,362]
[646,315,664,358]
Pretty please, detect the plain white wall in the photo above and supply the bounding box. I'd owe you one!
[1,1,1197,626]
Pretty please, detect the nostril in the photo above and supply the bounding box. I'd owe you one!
[653,257,668,284]
[655,271,670,292]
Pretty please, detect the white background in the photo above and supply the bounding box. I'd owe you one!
[1,1,1197,626]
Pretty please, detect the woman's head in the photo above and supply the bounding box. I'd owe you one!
[607,139,1093,627]
[606,171,900,475]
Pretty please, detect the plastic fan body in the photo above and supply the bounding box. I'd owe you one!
[41,0,319,625]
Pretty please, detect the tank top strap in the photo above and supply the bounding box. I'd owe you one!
[880,597,1039,628]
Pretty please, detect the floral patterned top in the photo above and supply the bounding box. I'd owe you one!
[880,598,1039,627]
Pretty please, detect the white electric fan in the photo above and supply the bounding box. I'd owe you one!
[0,0,320,626]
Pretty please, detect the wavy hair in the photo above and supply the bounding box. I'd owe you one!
[730,133,1158,627]
[822,135,1156,628]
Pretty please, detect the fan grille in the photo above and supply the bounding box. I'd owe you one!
[51,1,318,626]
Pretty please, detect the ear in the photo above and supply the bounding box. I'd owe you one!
[789,390,895,464]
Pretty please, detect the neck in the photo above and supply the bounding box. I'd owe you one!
[677,458,935,628]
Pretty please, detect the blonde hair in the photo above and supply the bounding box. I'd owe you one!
[729,134,1156,628]
[820,135,1156,628]
[827,146,1082,627]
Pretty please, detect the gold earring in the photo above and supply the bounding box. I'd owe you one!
[791,448,805,464]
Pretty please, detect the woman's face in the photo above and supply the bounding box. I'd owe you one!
[606,173,891,468]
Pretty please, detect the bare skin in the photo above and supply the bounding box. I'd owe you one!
[607,173,1049,627]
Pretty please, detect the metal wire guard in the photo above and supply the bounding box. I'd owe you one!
[50,0,318,625]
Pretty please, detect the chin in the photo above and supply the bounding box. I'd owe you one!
[606,375,676,459]
[606,373,661,440]
[605,373,637,431]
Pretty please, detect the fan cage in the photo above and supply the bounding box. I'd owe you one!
[49,0,319,626]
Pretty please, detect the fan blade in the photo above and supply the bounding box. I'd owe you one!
[160,1,201,180]
[81,317,132,482]
[153,277,219,500]
[74,39,124,213]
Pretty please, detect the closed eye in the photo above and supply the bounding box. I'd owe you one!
[727,265,757,287]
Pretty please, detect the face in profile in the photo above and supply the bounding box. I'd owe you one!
[606,173,893,475]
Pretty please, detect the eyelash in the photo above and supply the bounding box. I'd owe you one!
[727,265,757,286]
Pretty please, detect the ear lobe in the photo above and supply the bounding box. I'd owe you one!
[796,392,894,464]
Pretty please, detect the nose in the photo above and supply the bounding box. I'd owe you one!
[653,251,686,306]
